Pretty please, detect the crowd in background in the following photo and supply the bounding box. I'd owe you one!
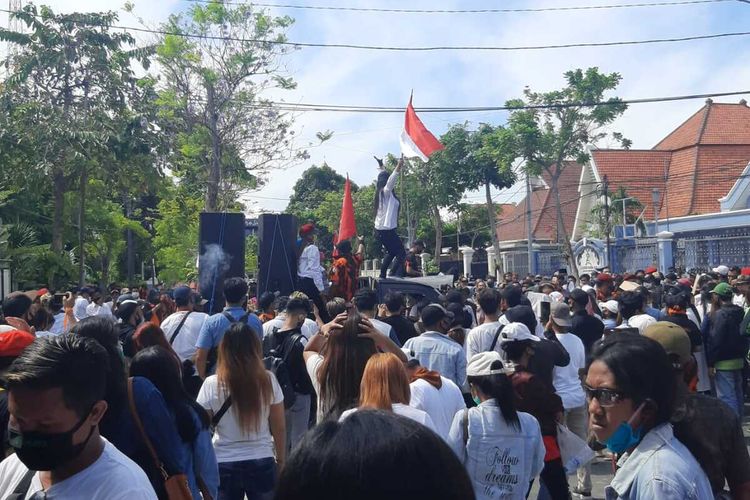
[0,260,749,499]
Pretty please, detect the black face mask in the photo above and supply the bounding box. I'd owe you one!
[8,411,94,471]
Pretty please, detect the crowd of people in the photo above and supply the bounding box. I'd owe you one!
[1,247,750,499]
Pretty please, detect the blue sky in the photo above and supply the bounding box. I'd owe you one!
[4,0,750,213]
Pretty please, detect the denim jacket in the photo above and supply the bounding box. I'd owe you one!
[403,332,466,388]
[605,423,714,500]
[448,401,545,500]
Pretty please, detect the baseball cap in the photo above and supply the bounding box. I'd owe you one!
[599,300,619,315]
[741,267,750,276]
[677,278,692,287]
[713,265,730,276]
[595,273,613,284]
[467,351,514,377]
[299,223,316,236]
[550,302,572,327]
[0,329,35,358]
[421,304,454,326]
[173,286,192,305]
[735,275,750,286]
[711,282,733,299]
[619,280,640,292]
[644,266,657,274]
[499,322,540,343]
[643,322,692,368]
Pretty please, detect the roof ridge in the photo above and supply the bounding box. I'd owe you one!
[652,104,707,150]
[696,99,713,145]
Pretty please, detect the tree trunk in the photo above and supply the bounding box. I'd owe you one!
[485,181,503,277]
[206,85,221,212]
[431,204,442,266]
[551,174,579,278]
[51,168,65,252]
[124,194,134,284]
[78,167,88,286]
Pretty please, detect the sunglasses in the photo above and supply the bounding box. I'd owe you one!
[583,384,627,407]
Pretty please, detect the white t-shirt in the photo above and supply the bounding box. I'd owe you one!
[625,314,657,335]
[340,403,437,433]
[197,371,283,463]
[465,321,504,363]
[552,333,586,410]
[374,169,400,231]
[0,439,156,499]
[409,376,466,439]
[86,302,113,318]
[160,310,209,362]
[305,353,326,423]
[263,316,318,341]
[73,296,90,321]
[49,312,66,335]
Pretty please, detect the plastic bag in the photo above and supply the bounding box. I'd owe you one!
[557,423,595,474]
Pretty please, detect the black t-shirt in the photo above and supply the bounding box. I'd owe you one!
[673,392,750,494]
[528,336,570,389]
[662,313,703,348]
[380,315,418,345]
[570,310,605,355]
[405,252,421,275]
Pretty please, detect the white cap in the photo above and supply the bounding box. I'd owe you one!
[713,265,730,276]
[499,322,540,343]
[467,351,514,377]
[581,285,594,293]
[600,300,619,314]
[549,291,564,303]
[619,280,640,292]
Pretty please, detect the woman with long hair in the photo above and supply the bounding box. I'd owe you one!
[130,346,218,499]
[196,322,286,500]
[71,316,189,499]
[449,351,545,500]
[303,313,406,422]
[116,298,144,358]
[339,353,437,432]
[373,156,405,279]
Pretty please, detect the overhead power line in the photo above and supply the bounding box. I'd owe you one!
[2,7,750,52]
[241,90,750,113]
[183,0,731,14]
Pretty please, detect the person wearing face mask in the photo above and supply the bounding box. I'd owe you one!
[448,351,545,500]
[585,332,713,499]
[262,297,314,453]
[116,298,145,359]
[0,335,157,499]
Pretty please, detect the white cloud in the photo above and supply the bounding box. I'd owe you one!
[5,0,750,214]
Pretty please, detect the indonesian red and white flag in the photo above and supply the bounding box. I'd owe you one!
[400,95,444,162]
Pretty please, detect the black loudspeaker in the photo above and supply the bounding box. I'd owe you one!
[257,214,298,296]
[199,212,246,314]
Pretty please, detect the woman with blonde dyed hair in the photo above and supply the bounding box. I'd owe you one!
[339,353,438,433]
[196,322,286,500]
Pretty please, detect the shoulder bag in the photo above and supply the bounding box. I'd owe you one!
[127,378,192,500]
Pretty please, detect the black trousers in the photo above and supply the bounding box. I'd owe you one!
[376,229,406,279]
[540,458,571,500]
[298,277,331,324]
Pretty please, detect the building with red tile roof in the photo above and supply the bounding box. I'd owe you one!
[573,99,750,241]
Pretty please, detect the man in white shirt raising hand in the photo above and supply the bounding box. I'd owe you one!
[296,223,330,324]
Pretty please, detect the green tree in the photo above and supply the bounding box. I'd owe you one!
[153,192,203,284]
[156,1,304,211]
[455,123,516,272]
[590,186,646,238]
[1,5,155,285]
[286,163,352,216]
[505,67,630,277]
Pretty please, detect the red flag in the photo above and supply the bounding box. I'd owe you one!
[400,94,444,162]
[336,175,357,244]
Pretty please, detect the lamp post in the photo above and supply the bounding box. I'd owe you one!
[0,259,11,302]
[652,188,661,236]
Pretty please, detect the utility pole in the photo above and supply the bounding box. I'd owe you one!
[526,170,534,275]
[652,188,661,236]
[603,175,612,267]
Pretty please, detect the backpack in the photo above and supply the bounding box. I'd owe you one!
[263,327,309,406]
